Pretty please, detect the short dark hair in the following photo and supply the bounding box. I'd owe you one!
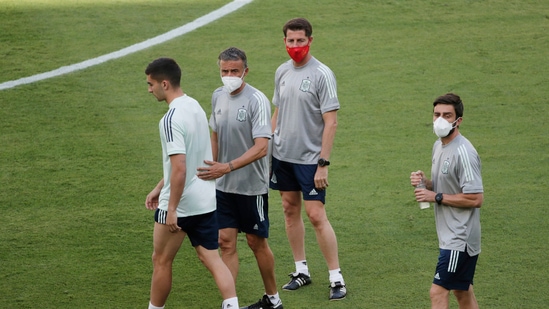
[283,17,313,37]
[145,57,181,88]
[218,47,248,69]
[433,93,464,118]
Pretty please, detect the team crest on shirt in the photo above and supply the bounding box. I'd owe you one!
[236,108,247,122]
[299,79,311,92]
[442,159,450,174]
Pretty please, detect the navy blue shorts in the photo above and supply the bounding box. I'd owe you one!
[154,208,219,250]
[433,249,479,290]
[216,190,269,238]
[269,157,326,204]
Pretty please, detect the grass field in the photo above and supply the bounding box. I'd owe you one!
[1,0,548,308]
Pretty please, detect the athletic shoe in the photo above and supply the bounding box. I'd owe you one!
[282,272,312,291]
[329,281,347,301]
[240,294,283,309]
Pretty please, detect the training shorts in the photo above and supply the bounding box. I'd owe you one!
[433,248,479,290]
[269,157,326,204]
[216,190,269,238]
[154,208,219,250]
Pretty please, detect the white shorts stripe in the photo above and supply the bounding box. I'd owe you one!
[157,209,167,224]
[256,195,265,222]
[448,250,459,273]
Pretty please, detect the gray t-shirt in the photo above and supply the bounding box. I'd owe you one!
[272,57,340,164]
[431,134,483,256]
[209,83,271,195]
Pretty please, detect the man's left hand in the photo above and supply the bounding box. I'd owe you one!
[197,160,231,180]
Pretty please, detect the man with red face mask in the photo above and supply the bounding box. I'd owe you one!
[270,17,347,301]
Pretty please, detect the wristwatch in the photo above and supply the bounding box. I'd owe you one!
[435,193,443,205]
[318,158,330,167]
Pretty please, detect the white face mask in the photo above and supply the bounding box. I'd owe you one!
[221,71,245,93]
[433,117,459,138]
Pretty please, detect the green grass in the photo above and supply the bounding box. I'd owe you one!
[1,0,548,308]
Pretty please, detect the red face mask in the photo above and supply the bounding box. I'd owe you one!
[286,45,310,63]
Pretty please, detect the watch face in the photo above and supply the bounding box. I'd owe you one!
[318,158,329,166]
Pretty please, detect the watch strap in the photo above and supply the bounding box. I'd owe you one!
[436,193,443,204]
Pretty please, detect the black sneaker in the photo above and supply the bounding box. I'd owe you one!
[282,272,312,291]
[240,295,283,309]
[329,281,347,301]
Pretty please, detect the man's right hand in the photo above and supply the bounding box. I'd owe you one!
[410,170,425,187]
[145,188,160,210]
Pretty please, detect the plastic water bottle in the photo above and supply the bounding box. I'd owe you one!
[416,178,430,210]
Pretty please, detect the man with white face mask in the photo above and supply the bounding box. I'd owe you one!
[197,47,283,309]
[410,93,484,309]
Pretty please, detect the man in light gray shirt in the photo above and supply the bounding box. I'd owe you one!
[270,17,346,301]
[411,93,484,309]
[197,47,282,309]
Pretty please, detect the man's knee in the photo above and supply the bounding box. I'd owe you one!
[305,202,329,227]
[152,251,174,269]
[246,234,268,252]
[281,192,301,210]
[430,284,450,303]
[218,231,237,255]
[453,285,477,306]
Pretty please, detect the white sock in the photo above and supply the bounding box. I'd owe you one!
[266,292,281,305]
[295,260,309,276]
[329,268,344,285]
[148,302,164,309]
[222,297,239,309]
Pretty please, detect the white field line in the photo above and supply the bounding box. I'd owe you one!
[0,0,253,91]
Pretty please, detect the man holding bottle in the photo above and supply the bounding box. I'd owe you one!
[410,93,484,309]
